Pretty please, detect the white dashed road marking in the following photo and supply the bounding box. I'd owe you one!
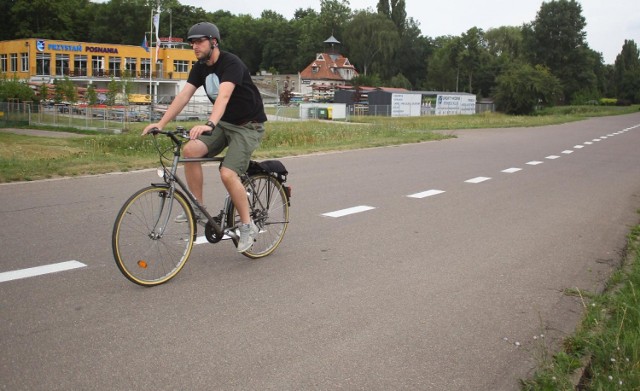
[465,177,491,184]
[408,189,446,199]
[527,161,544,166]
[0,261,86,283]
[322,205,376,218]
[502,168,522,173]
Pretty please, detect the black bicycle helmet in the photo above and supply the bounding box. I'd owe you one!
[187,22,220,43]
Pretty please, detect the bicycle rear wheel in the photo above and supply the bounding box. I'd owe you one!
[228,174,289,259]
[112,186,195,286]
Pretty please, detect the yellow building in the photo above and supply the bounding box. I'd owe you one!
[0,38,197,103]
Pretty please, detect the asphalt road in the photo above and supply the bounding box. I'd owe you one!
[1,113,640,390]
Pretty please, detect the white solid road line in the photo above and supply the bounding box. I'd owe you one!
[0,260,87,283]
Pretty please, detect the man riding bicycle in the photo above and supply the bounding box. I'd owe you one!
[142,21,267,253]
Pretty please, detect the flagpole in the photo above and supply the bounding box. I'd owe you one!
[149,5,153,119]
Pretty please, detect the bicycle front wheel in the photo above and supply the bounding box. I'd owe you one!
[112,186,195,286]
[228,174,290,259]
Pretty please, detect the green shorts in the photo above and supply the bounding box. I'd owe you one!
[198,120,265,175]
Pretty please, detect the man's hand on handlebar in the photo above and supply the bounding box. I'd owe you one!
[187,125,213,139]
[142,123,161,136]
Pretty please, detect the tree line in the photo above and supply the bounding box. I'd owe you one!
[2,0,640,114]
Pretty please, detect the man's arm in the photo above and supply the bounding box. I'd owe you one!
[142,83,197,134]
[187,81,235,139]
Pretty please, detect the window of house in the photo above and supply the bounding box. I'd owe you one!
[173,60,188,73]
[10,54,18,72]
[74,55,87,76]
[124,57,136,76]
[140,58,151,78]
[109,57,121,77]
[0,54,7,72]
[36,53,50,75]
[92,56,104,76]
[20,52,29,72]
[56,54,69,75]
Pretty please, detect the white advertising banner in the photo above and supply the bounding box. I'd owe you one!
[435,94,476,115]
[391,93,422,117]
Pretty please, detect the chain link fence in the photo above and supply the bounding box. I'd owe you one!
[0,101,31,127]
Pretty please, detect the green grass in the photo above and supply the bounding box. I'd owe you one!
[2,106,639,183]
[521,220,640,390]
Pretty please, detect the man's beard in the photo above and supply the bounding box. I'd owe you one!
[196,49,210,63]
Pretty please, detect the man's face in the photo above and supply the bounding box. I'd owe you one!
[189,37,211,61]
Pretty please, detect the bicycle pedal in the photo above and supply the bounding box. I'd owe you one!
[224,229,239,241]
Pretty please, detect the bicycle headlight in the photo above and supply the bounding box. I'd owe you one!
[156,167,166,179]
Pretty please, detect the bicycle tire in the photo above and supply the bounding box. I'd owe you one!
[227,174,289,259]
[112,186,195,286]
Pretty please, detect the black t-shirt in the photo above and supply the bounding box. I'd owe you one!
[187,51,267,125]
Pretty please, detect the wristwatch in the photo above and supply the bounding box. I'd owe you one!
[204,120,215,130]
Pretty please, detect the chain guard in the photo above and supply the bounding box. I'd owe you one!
[204,217,224,243]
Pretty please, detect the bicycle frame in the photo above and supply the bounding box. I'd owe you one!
[152,129,258,241]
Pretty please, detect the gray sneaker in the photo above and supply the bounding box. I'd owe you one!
[175,208,206,224]
[237,222,259,252]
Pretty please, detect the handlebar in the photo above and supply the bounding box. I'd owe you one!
[149,126,212,138]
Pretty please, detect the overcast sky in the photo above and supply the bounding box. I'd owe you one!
[173,0,639,64]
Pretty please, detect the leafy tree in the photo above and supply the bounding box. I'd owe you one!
[62,77,78,103]
[86,84,98,106]
[523,0,596,102]
[217,13,263,73]
[485,26,523,63]
[458,27,487,94]
[377,0,407,33]
[613,39,640,103]
[393,19,432,89]
[351,74,382,87]
[291,9,325,72]
[10,0,91,40]
[106,77,120,106]
[494,63,562,114]
[0,77,36,102]
[39,83,49,102]
[259,11,299,74]
[89,0,151,44]
[389,73,412,89]
[319,0,352,41]
[376,0,390,16]
[425,36,459,91]
[343,11,400,76]
[52,79,65,103]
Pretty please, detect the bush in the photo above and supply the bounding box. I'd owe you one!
[493,63,563,115]
[616,98,632,106]
[599,98,617,106]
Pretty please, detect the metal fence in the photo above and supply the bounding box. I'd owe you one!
[0,101,31,127]
[0,99,496,132]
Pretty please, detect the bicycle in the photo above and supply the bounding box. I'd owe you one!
[111,126,291,287]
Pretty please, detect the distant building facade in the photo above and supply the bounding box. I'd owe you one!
[298,36,358,100]
[0,37,202,103]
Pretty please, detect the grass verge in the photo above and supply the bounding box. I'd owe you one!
[521,218,640,390]
[2,106,638,183]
